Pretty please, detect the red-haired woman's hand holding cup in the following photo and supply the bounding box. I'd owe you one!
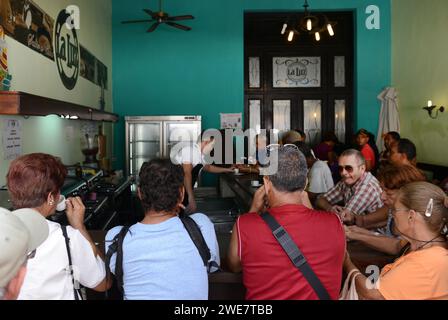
[65,196,86,230]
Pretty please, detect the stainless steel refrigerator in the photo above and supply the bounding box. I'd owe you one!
[125,116,202,178]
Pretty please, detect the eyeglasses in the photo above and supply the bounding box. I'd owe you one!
[338,165,362,173]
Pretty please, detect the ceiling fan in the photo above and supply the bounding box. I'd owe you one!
[121,0,194,32]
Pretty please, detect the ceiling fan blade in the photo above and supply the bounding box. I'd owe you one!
[166,21,191,31]
[143,9,157,18]
[122,19,154,24]
[147,22,160,33]
[167,15,194,21]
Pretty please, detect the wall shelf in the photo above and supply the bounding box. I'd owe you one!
[0,91,119,122]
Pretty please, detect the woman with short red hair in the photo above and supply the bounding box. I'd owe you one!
[7,153,110,300]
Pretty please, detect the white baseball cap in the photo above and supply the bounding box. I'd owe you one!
[0,208,49,287]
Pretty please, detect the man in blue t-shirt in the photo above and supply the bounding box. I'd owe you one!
[106,159,220,300]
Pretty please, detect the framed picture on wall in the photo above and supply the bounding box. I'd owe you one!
[1,0,55,60]
[220,113,243,129]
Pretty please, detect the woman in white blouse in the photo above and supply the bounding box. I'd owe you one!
[6,153,111,300]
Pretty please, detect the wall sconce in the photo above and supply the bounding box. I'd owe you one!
[423,100,445,119]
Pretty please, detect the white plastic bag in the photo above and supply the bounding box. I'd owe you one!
[339,269,362,300]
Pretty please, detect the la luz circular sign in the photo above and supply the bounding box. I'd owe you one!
[287,61,307,83]
[55,10,79,90]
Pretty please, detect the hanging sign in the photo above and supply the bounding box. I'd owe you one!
[55,9,79,90]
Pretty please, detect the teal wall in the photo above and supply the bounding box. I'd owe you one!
[112,0,391,170]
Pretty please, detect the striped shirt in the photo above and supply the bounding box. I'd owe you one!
[322,172,383,215]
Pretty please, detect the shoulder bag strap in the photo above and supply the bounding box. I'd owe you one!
[181,216,220,272]
[61,225,83,300]
[114,225,131,295]
[260,212,331,300]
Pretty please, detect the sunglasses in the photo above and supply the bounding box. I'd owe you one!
[338,165,362,173]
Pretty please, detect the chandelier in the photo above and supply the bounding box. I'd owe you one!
[281,0,336,42]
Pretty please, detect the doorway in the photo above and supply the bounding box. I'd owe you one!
[244,11,354,146]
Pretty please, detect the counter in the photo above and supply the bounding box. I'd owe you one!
[83,172,396,300]
[0,174,133,231]
[219,173,260,212]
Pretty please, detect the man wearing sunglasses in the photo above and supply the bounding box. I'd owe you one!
[316,149,383,222]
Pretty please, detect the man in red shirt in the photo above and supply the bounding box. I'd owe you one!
[227,145,345,300]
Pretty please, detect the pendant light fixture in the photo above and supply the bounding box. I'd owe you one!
[281,0,336,42]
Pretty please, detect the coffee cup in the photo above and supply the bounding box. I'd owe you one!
[251,180,261,187]
[234,168,240,175]
[56,195,67,212]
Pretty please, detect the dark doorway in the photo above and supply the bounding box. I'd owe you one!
[244,11,354,146]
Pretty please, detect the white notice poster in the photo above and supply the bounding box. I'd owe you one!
[220,113,242,129]
[2,119,22,160]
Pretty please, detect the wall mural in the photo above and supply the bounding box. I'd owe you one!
[80,45,108,90]
[0,26,12,90]
[0,0,54,60]
[0,2,108,94]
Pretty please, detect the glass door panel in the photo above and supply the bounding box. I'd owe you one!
[303,100,322,146]
[130,123,161,142]
[128,122,162,177]
[335,100,346,143]
[334,56,346,88]
[249,57,261,88]
[273,100,291,141]
[249,100,261,134]
[164,122,201,158]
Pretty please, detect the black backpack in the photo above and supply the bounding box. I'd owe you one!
[105,215,219,297]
